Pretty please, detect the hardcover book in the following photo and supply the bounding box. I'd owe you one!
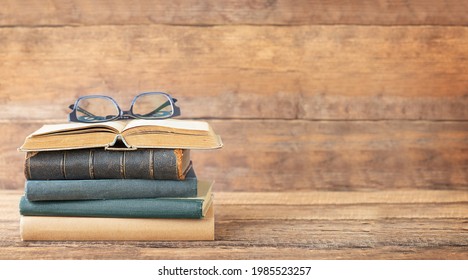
[19,119,223,151]
[20,180,213,219]
[20,206,215,241]
[24,148,191,180]
[25,168,198,201]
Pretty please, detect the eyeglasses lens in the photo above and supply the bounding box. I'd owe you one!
[75,97,119,122]
[132,94,174,119]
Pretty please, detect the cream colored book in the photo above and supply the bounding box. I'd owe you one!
[19,119,223,151]
[20,205,215,241]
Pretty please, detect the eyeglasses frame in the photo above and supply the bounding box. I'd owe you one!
[68,92,181,123]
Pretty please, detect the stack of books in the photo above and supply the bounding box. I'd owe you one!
[18,119,222,241]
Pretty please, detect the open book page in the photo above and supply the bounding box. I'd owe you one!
[20,119,222,151]
[30,121,127,137]
[123,119,210,135]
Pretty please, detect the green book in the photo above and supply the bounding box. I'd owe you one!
[20,181,213,219]
[25,168,198,201]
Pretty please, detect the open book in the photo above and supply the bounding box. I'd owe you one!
[19,119,223,151]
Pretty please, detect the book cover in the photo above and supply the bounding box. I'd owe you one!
[25,168,198,201]
[20,206,214,241]
[20,181,213,219]
[24,149,191,180]
[19,119,223,151]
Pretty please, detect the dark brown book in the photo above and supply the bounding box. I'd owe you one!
[24,149,191,180]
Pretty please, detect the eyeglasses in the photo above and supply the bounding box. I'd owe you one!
[68,92,181,123]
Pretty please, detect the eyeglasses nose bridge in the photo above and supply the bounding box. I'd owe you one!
[121,110,132,116]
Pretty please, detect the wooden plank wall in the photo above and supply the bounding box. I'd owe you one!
[0,1,467,191]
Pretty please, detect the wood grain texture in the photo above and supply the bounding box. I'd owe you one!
[0,25,467,120]
[0,189,467,259]
[203,120,468,191]
[1,0,467,26]
[2,120,468,191]
[1,0,466,261]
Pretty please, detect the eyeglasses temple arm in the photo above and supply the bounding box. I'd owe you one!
[140,98,180,117]
[172,98,180,116]
[70,104,98,118]
[172,103,181,117]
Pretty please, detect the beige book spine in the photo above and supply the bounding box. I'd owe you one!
[21,207,214,241]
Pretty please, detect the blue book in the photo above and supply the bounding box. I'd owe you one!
[20,181,213,219]
[25,168,197,201]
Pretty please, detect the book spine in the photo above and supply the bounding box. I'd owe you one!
[19,196,204,219]
[25,175,197,201]
[20,207,214,241]
[24,149,187,180]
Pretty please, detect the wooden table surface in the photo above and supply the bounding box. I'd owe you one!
[1,189,467,259]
